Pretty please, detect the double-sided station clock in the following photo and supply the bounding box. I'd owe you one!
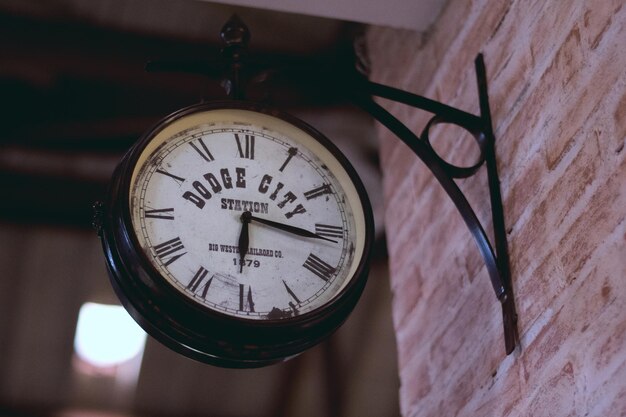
[99,101,374,367]
[97,14,519,367]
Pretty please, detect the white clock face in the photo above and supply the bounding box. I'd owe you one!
[129,108,367,320]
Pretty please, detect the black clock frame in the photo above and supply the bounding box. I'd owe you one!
[98,101,375,368]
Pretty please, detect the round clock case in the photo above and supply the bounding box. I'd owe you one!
[99,101,374,368]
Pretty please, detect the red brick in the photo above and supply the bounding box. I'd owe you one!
[582,1,623,51]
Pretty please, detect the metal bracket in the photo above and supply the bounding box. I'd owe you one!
[347,55,518,354]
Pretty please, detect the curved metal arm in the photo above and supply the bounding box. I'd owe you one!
[351,95,505,297]
[345,55,518,354]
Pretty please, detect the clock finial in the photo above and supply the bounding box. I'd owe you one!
[220,14,250,48]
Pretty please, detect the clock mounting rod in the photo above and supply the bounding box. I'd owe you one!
[219,14,250,100]
[143,15,519,356]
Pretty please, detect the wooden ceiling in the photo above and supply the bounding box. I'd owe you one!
[0,1,366,228]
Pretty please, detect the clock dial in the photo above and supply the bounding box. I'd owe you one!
[100,102,373,366]
[128,108,366,320]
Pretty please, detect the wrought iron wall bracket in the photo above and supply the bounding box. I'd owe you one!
[347,55,518,354]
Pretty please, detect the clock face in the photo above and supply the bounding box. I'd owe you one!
[128,108,367,321]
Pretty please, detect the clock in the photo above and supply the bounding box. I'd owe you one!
[99,101,374,368]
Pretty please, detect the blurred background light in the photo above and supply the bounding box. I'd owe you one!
[74,302,147,368]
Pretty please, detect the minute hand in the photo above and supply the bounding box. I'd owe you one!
[247,213,337,243]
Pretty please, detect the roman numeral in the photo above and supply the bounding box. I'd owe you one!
[145,208,175,220]
[155,169,186,185]
[153,237,186,266]
[189,138,214,162]
[315,223,344,239]
[187,267,212,299]
[303,254,336,281]
[239,284,255,312]
[283,280,301,304]
[304,184,332,200]
[279,147,298,172]
[285,204,306,219]
[235,133,255,159]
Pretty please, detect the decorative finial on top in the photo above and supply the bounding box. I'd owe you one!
[220,14,250,48]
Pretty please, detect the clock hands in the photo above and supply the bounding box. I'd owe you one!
[237,211,251,273]
[242,211,337,243]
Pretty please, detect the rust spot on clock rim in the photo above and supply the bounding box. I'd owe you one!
[266,307,294,320]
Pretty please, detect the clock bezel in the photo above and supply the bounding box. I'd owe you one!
[100,100,374,367]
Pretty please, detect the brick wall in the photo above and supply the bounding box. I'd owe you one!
[366,0,626,415]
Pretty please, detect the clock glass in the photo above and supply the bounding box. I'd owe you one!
[127,106,368,321]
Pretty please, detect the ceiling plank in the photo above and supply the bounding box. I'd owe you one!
[205,0,446,30]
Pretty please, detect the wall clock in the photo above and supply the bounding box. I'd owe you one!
[96,13,519,371]
[98,100,374,367]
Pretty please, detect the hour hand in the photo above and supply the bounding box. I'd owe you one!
[245,211,337,243]
[238,211,251,272]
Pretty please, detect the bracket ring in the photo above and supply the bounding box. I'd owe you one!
[421,115,487,179]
